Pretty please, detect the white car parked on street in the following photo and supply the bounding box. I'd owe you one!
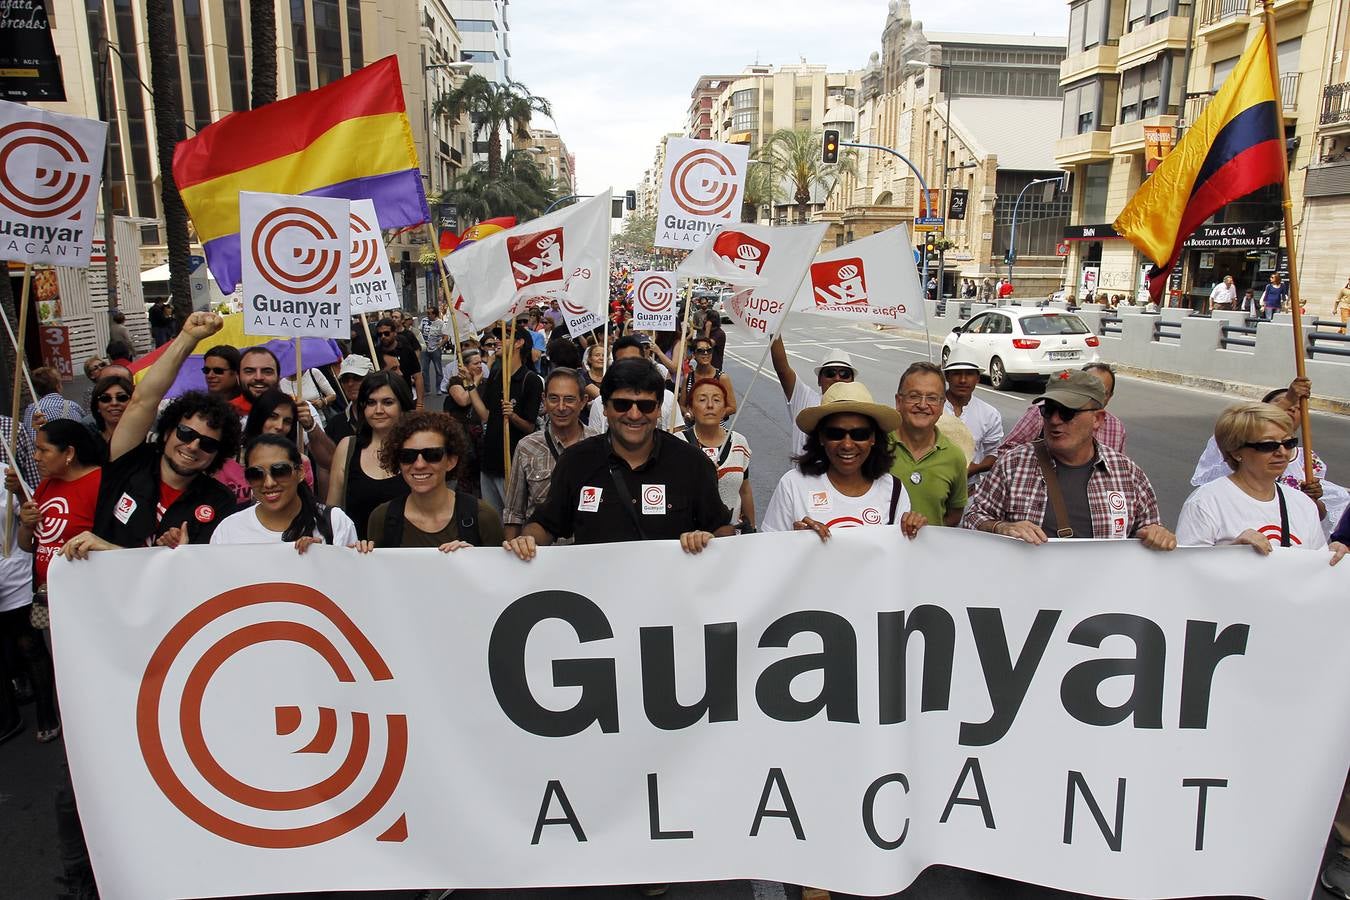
[941,306,1102,390]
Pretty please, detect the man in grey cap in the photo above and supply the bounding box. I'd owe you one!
[942,359,1003,481]
[770,337,858,456]
[324,354,374,444]
[963,369,1175,549]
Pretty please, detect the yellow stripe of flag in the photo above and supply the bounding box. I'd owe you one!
[179,111,418,243]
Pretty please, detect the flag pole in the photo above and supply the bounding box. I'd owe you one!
[667,277,694,430]
[293,337,307,452]
[1259,0,1314,482]
[4,264,33,560]
[360,312,377,363]
[502,317,515,482]
[424,222,467,380]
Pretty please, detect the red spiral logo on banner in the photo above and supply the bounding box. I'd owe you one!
[136,583,410,848]
[559,293,589,316]
[0,121,93,219]
[669,148,739,217]
[349,212,382,279]
[637,276,673,313]
[251,206,343,295]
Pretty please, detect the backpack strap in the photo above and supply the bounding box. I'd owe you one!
[454,490,482,546]
[382,494,407,547]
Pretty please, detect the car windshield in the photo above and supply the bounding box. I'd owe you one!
[1020,314,1089,336]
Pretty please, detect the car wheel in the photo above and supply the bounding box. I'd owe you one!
[989,357,1011,390]
[941,346,951,366]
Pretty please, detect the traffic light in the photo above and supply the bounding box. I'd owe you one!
[924,231,936,252]
[1003,250,1014,266]
[625,189,637,211]
[822,129,839,164]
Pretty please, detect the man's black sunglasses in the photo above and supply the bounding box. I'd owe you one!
[819,367,854,380]
[174,423,221,453]
[201,366,231,376]
[608,398,659,414]
[1038,400,1100,421]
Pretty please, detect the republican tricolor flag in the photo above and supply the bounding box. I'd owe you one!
[1114,24,1284,301]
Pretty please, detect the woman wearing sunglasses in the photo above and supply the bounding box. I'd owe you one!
[215,390,317,507]
[89,374,133,445]
[1177,402,1347,563]
[328,372,414,541]
[677,338,736,420]
[365,412,502,550]
[210,435,357,551]
[761,382,926,540]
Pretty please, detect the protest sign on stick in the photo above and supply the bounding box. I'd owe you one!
[239,192,351,340]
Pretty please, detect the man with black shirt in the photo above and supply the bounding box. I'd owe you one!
[62,313,241,556]
[376,316,425,407]
[470,324,543,510]
[504,358,732,558]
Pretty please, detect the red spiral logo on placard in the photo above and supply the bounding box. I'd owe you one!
[250,206,343,295]
[0,121,93,219]
[136,583,410,848]
[349,212,382,279]
[669,148,739,217]
[637,276,673,313]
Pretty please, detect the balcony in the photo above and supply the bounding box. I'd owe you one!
[1055,130,1114,165]
[1323,83,1350,134]
[1117,15,1192,69]
[1180,71,1300,129]
[1111,113,1178,152]
[1060,44,1118,86]
[1196,0,1249,38]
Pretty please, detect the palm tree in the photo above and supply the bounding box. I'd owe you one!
[440,149,560,223]
[433,75,552,181]
[145,0,193,321]
[741,161,775,223]
[756,128,857,223]
[250,0,277,108]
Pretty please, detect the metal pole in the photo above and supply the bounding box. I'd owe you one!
[840,140,933,300]
[544,194,590,215]
[940,88,951,301]
[1007,176,1061,289]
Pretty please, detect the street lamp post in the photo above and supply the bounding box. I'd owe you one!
[1007,176,1061,286]
[839,139,934,298]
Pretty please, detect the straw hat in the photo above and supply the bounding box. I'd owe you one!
[796,381,902,435]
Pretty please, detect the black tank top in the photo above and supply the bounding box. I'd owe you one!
[344,441,410,540]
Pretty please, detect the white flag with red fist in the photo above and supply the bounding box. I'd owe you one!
[445,191,611,327]
[791,225,926,330]
[677,222,828,338]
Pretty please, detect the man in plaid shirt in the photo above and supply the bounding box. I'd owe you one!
[964,369,1175,549]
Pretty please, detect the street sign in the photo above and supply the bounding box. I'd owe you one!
[947,190,968,221]
[1056,241,1070,257]
[914,216,944,226]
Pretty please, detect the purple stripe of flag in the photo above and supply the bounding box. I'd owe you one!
[204,168,430,293]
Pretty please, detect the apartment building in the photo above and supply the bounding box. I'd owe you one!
[687,75,737,140]
[636,133,681,222]
[826,1,1068,296]
[528,128,575,195]
[1054,0,1344,311]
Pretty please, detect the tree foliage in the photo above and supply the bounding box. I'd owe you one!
[146,0,193,321]
[754,128,858,222]
[613,212,656,255]
[440,149,561,224]
[433,75,552,181]
[249,0,277,108]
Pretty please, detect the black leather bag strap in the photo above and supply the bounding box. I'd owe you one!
[607,464,648,540]
[454,490,481,546]
[888,477,904,525]
[1276,484,1291,547]
[1033,440,1074,538]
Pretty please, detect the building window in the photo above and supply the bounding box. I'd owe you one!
[1120,56,1166,123]
[181,0,212,128]
[461,50,498,62]
[112,0,158,218]
[291,0,310,91]
[1068,0,1109,54]
[457,19,497,32]
[223,0,249,111]
[1081,162,1110,222]
[347,0,363,69]
[313,0,343,85]
[84,0,128,213]
[992,172,1073,259]
[732,89,756,110]
[1062,79,1102,136]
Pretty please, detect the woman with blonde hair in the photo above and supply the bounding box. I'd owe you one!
[1177,401,1347,563]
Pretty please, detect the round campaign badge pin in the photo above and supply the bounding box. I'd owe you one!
[910,472,922,485]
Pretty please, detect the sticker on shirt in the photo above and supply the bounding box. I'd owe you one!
[825,509,882,529]
[194,504,216,524]
[808,490,831,511]
[35,497,70,545]
[578,486,603,513]
[114,493,137,525]
[642,484,666,515]
[1106,491,1128,538]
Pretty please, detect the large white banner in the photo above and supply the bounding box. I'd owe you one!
[678,222,828,339]
[656,139,749,250]
[792,225,927,329]
[631,270,678,332]
[49,531,1350,900]
[446,191,611,328]
[347,199,399,317]
[0,98,107,267]
[239,191,351,338]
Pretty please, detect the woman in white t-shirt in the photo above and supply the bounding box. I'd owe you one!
[678,378,754,530]
[211,435,358,552]
[1177,402,1347,563]
[762,382,927,540]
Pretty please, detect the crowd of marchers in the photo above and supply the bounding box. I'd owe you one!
[2,288,1349,900]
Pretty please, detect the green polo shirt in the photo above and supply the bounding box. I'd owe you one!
[889,432,969,525]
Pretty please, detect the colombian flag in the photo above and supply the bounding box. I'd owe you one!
[172,56,430,294]
[1114,24,1283,300]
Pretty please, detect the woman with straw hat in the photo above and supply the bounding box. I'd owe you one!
[761,381,927,540]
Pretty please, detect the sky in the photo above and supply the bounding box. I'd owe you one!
[510,0,1067,201]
